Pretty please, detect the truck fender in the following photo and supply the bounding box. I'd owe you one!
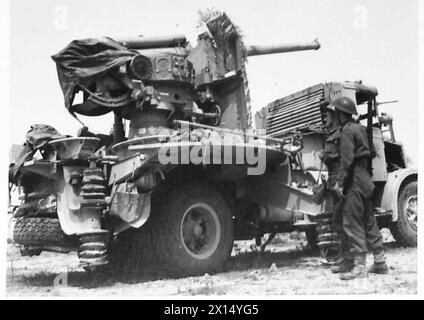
[379,168,418,221]
[109,183,151,229]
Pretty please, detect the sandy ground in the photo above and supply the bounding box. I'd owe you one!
[6,229,417,297]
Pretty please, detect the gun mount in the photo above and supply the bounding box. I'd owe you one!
[52,12,321,143]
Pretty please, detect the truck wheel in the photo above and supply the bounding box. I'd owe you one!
[13,217,76,247]
[141,184,234,276]
[390,181,417,247]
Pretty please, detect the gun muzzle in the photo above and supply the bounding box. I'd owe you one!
[246,39,321,57]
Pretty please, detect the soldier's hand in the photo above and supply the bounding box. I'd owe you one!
[333,182,345,198]
[77,126,91,137]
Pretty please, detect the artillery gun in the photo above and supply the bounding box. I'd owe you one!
[9,11,415,277]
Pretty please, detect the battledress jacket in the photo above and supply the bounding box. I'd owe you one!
[321,126,340,188]
[336,121,374,197]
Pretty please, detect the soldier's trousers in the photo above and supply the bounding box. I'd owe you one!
[341,186,384,256]
[333,195,349,255]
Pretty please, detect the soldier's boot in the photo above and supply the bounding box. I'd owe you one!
[330,238,352,273]
[369,250,388,274]
[339,253,368,280]
[331,257,354,273]
[331,255,345,266]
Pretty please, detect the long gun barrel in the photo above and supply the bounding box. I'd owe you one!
[116,34,320,57]
[246,39,320,56]
[116,34,187,49]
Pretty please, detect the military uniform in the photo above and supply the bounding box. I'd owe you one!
[322,127,340,189]
[336,121,385,265]
[322,128,342,223]
[321,127,349,263]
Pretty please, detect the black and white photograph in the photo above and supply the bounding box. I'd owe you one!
[1,0,422,301]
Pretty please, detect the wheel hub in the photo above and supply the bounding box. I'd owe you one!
[180,203,221,259]
[193,224,204,237]
[405,195,417,229]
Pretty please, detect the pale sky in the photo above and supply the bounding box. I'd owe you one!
[9,0,419,165]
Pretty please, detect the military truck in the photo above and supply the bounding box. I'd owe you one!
[256,81,418,249]
[9,12,417,276]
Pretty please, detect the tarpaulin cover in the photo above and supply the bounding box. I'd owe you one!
[51,37,137,112]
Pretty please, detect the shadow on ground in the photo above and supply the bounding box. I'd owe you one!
[9,239,403,290]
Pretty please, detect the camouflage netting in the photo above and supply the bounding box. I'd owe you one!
[198,9,253,127]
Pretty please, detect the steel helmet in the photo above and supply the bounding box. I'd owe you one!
[328,96,358,115]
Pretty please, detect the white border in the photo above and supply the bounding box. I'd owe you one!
[1,0,422,300]
[416,0,424,298]
[0,0,10,300]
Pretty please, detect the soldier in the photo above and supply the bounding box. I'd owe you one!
[320,105,352,273]
[330,96,388,280]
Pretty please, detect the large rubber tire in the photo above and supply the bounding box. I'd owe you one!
[133,184,234,277]
[390,180,417,247]
[13,217,75,246]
